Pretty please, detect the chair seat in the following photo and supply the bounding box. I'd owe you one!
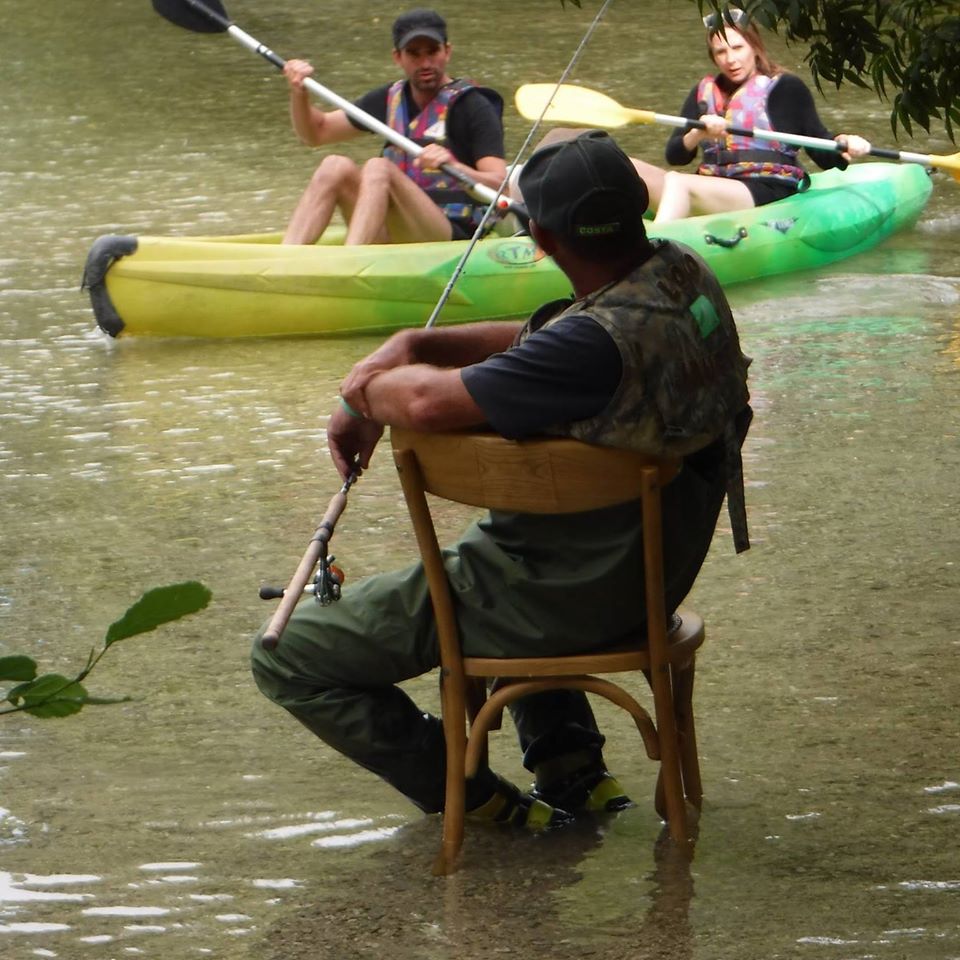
[463,609,704,678]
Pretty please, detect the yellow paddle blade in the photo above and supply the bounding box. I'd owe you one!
[931,152,960,181]
[514,84,655,129]
[517,83,960,184]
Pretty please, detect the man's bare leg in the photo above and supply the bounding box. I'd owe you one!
[282,155,362,245]
[346,157,453,246]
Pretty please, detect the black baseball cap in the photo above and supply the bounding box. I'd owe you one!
[392,9,448,50]
[518,130,649,241]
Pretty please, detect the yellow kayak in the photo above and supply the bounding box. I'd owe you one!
[82,162,932,339]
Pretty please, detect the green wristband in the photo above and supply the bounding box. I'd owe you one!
[339,394,365,420]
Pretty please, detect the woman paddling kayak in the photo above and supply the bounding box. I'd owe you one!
[631,6,872,223]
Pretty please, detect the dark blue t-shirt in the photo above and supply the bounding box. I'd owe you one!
[460,303,622,438]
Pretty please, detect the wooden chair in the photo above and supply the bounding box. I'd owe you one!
[390,427,706,875]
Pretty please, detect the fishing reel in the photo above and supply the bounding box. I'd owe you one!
[258,474,356,650]
[259,554,346,607]
[314,554,346,604]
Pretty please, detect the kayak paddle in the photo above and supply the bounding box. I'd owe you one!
[515,83,960,181]
[151,0,523,214]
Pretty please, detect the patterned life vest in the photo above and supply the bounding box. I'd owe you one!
[516,240,751,551]
[382,78,501,231]
[696,73,807,187]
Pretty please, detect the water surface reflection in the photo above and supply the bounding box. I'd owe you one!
[2,0,959,957]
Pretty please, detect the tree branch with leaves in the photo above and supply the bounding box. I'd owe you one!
[562,0,959,140]
[1,582,211,719]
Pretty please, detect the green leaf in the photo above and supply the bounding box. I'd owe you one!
[7,674,89,718]
[0,655,37,682]
[104,581,212,647]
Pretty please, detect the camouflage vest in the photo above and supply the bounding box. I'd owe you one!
[517,240,751,551]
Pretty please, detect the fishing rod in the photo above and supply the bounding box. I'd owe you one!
[258,476,354,650]
[421,0,617,328]
[151,0,615,647]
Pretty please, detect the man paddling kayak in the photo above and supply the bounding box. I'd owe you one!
[252,131,752,830]
[281,9,507,245]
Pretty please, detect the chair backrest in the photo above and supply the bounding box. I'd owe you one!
[390,428,680,514]
[391,427,683,674]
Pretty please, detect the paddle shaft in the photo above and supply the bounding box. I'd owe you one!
[517,85,948,171]
[260,480,353,650]
[644,108,935,165]
[172,0,514,213]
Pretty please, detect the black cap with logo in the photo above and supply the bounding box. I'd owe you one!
[518,130,649,242]
[392,9,448,50]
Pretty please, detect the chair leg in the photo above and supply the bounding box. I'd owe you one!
[434,802,464,876]
[435,674,468,876]
[464,678,491,771]
[649,665,689,844]
[654,768,667,820]
[434,755,467,875]
[673,659,702,809]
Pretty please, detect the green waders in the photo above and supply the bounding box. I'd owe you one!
[251,445,729,814]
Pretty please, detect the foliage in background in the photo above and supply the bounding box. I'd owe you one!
[1,582,212,719]
[733,0,959,140]
[562,0,959,140]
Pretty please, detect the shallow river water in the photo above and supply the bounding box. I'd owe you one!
[1,1,959,958]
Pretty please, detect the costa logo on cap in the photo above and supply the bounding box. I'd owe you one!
[518,130,649,241]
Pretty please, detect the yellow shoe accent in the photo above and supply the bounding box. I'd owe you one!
[522,796,560,830]
[466,776,573,830]
[466,790,510,822]
[583,774,634,813]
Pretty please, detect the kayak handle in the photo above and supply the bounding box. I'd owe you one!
[703,226,748,248]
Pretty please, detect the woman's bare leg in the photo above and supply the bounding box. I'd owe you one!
[629,158,668,213]
[654,170,755,223]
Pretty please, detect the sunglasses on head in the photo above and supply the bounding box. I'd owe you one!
[702,6,749,29]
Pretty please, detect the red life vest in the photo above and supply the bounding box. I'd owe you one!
[382,78,500,230]
[696,73,807,187]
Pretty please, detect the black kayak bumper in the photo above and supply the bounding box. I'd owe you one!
[81,234,138,337]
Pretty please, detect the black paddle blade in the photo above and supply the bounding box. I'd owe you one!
[152,0,231,33]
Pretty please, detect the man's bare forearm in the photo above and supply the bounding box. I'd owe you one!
[362,365,485,432]
[402,321,521,368]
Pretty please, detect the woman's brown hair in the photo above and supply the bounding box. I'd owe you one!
[707,21,782,77]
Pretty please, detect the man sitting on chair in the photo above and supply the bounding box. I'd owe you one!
[252,130,752,829]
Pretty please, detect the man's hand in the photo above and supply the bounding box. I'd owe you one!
[339,331,416,413]
[283,59,315,92]
[327,404,384,481]
[415,143,456,172]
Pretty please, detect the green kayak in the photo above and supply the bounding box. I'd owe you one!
[83,161,932,339]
